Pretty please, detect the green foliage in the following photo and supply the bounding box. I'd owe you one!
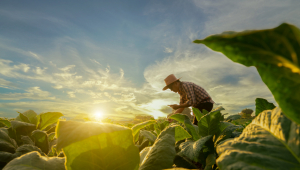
[177,135,212,162]
[16,110,38,125]
[198,109,223,137]
[216,107,300,169]
[224,114,241,122]
[0,119,11,128]
[31,130,49,154]
[56,120,139,170]
[174,125,192,142]
[0,129,17,153]
[174,107,240,169]
[131,120,156,142]
[139,125,177,170]
[20,136,34,145]
[194,23,300,125]
[11,121,36,137]
[0,110,64,169]
[173,155,198,169]
[3,151,65,170]
[0,145,45,169]
[255,98,276,116]
[140,130,157,144]
[37,112,63,130]
[170,114,200,141]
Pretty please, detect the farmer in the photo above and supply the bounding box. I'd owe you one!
[163,74,215,125]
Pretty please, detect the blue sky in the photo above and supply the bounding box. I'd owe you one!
[1,0,300,120]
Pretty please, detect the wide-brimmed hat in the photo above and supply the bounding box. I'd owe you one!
[162,74,181,90]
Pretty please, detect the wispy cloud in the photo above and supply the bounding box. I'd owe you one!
[0,78,18,89]
[0,87,55,100]
[164,47,173,53]
[0,43,42,61]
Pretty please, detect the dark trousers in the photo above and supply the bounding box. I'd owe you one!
[193,102,214,125]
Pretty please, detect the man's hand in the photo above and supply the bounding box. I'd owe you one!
[168,104,180,110]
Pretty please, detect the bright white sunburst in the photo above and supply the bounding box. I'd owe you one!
[94,111,104,121]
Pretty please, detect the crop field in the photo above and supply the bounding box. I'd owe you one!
[0,23,299,170]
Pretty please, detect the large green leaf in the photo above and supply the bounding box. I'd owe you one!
[21,136,34,145]
[131,120,156,142]
[198,110,222,137]
[10,121,36,136]
[31,130,49,154]
[48,132,56,141]
[37,112,63,130]
[170,114,200,141]
[16,110,38,125]
[140,146,152,165]
[255,98,276,116]
[56,120,139,170]
[139,125,177,170]
[204,153,216,170]
[194,23,300,125]
[0,119,11,128]
[15,144,45,157]
[216,107,300,169]
[15,112,30,123]
[214,124,241,147]
[174,125,192,142]
[177,135,212,162]
[23,110,38,125]
[0,145,45,169]
[0,129,17,153]
[140,130,157,143]
[19,113,30,123]
[192,107,205,121]
[154,123,161,136]
[0,151,17,164]
[3,151,65,170]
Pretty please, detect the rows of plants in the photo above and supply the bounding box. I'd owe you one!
[0,23,299,169]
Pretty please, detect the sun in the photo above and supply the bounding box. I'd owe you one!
[94,111,104,121]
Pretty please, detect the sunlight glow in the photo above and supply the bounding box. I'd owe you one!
[94,111,104,121]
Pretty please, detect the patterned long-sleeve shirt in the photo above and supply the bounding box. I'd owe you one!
[179,81,214,107]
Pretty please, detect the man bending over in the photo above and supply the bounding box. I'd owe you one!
[163,74,215,125]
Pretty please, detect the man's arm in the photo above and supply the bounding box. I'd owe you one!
[174,107,184,114]
[169,103,191,110]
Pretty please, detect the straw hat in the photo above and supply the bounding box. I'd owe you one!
[162,74,181,90]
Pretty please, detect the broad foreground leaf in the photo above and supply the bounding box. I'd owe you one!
[56,120,139,170]
[139,125,177,170]
[216,107,300,170]
[38,112,63,130]
[255,98,276,116]
[194,23,300,125]
[3,151,65,170]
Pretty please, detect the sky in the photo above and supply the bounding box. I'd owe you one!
[1,0,300,120]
